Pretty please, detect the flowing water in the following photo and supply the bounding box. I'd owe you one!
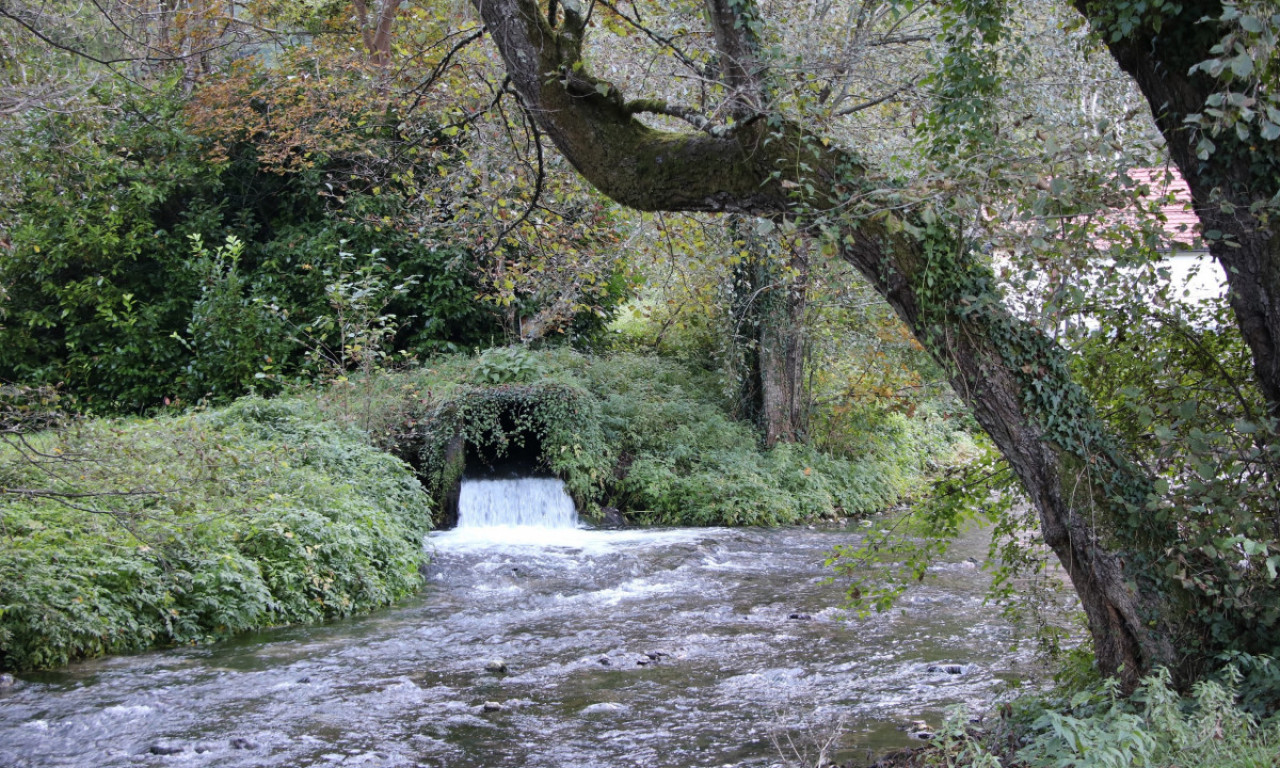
[0,478,1072,768]
[455,476,579,530]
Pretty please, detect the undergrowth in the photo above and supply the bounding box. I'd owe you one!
[308,348,968,526]
[922,659,1280,768]
[0,398,432,671]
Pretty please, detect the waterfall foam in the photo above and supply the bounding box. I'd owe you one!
[456,477,579,530]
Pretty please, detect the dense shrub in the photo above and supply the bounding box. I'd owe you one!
[0,87,506,412]
[932,659,1280,767]
[313,349,966,526]
[579,354,958,525]
[0,398,432,671]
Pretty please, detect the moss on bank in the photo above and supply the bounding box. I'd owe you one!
[0,398,432,671]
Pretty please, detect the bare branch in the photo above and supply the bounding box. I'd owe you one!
[834,81,916,116]
[484,84,546,255]
[623,97,760,137]
[402,27,486,117]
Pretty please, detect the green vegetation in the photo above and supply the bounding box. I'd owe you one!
[925,658,1280,768]
[310,348,969,527]
[0,346,964,671]
[0,83,624,413]
[0,398,432,671]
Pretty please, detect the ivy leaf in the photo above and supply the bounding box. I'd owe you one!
[1196,136,1216,159]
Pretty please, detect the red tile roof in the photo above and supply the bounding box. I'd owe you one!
[1122,167,1204,249]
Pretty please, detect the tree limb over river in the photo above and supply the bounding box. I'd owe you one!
[468,0,1280,691]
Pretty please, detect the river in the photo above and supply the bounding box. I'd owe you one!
[0,480,1071,768]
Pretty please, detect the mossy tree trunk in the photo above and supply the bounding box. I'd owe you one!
[468,0,1279,689]
[729,217,809,447]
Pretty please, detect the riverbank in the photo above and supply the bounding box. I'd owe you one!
[1,350,969,671]
[307,349,973,527]
[0,398,432,671]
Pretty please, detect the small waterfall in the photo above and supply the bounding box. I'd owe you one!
[456,477,579,529]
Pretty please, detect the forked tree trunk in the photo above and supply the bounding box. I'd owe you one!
[467,0,1228,689]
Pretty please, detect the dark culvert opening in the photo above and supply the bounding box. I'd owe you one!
[463,409,547,479]
[436,402,553,529]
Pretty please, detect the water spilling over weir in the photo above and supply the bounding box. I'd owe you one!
[0,491,1072,768]
[456,476,578,530]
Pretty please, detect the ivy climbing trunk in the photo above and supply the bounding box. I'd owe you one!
[758,287,807,447]
[468,0,1279,689]
[729,217,809,447]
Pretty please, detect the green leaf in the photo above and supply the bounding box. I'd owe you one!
[1230,54,1255,78]
[1196,136,1216,159]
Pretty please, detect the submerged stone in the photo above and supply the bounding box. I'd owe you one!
[927,664,967,675]
[148,744,183,756]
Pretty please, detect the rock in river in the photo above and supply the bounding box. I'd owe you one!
[148,744,184,756]
[927,663,967,675]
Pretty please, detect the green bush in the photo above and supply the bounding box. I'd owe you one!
[0,86,507,412]
[315,349,966,526]
[0,397,432,671]
[942,660,1280,768]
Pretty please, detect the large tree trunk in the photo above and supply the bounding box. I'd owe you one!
[469,0,1204,689]
[758,279,807,447]
[1073,0,1280,419]
[729,217,808,446]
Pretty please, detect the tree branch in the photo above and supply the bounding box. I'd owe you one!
[834,81,915,116]
[623,98,760,137]
[595,0,707,78]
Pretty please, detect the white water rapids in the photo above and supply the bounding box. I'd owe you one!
[0,480,1077,768]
